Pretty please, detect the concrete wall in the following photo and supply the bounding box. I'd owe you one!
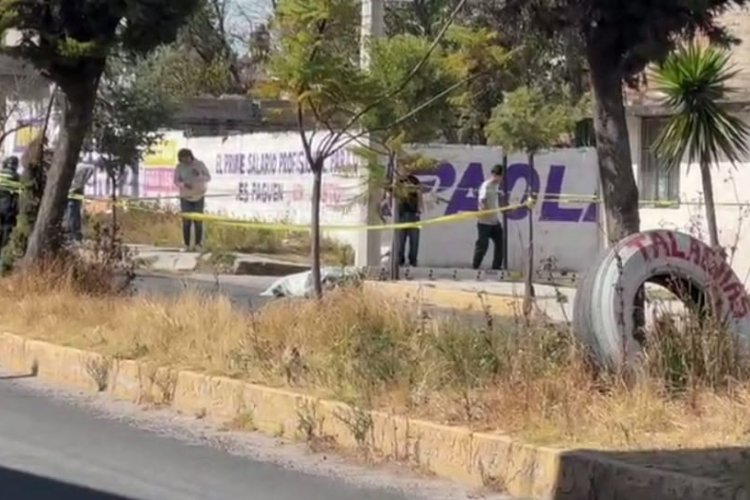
[628,112,750,281]
[126,133,602,273]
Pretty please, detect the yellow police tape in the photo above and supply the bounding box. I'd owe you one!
[0,176,741,210]
[0,175,745,231]
[182,200,537,231]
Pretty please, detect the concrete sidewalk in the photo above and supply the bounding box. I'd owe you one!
[371,280,575,324]
[129,245,310,276]
[129,246,694,328]
[128,245,577,323]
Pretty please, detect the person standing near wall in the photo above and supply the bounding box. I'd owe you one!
[0,157,20,249]
[394,173,424,267]
[174,148,211,252]
[66,162,95,243]
[473,164,504,270]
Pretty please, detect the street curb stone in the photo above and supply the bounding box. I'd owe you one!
[0,332,745,500]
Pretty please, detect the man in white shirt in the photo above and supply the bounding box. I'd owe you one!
[473,164,504,270]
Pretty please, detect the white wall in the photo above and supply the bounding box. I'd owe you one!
[4,119,604,273]
[130,131,367,251]
[129,135,604,273]
[1,84,56,159]
[628,112,750,282]
[404,145,602,272]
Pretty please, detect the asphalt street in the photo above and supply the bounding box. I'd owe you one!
[0,273,518,500]
[131,272,511,328]
[0,376,433,500]
[133,272,278,309]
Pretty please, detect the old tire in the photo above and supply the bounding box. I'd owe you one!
[573,229,750,370]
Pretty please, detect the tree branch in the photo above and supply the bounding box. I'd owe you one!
[337,72,476,153]
[0,123,29,148]
[328,0,469,147]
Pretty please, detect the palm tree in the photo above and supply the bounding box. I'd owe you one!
[653,42,750,250]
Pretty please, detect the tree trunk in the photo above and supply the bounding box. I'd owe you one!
[586,46,640,243]
[1,88,57,273]
[587,40,645,342]
[110,169,119,245]
[310,164,323,298]
[522,152,536,322]
[24,77,100,263]
[700,161,720,249]
[388,152,400,281]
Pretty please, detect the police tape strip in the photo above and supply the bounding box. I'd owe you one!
[0,177,744,210]
[178,199,538,232]
[83,192,750,210]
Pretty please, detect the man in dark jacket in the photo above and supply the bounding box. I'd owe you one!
[0,156,20,249]
[394,173,423,267]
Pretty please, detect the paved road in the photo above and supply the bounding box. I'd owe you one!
[133,272,278,309]
[0,376,445,500]
[131,272,517,327]
[0,274,517,500]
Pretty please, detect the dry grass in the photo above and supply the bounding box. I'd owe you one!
[87,204,354,266]
[2,262,750,452]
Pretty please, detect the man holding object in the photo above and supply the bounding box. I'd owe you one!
[472,164,504,270]
[174,148,211,252]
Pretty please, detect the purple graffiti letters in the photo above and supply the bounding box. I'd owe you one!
[445,162,486,215]
[418,161,598,223]
[541,165,584,222]
[504,163,540,221]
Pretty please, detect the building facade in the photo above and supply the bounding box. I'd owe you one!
[625,6,750,279]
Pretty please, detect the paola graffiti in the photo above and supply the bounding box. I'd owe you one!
[416,162,598,223]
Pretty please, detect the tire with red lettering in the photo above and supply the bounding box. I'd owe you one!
[573,229,750,370]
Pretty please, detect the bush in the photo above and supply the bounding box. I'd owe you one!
[0,269,749,449]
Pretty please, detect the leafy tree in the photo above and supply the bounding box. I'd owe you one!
[0,0,200,262]
[387,1,588,145]
[441,26,511,144]
[485,86,577,320]
[88,57,176,230]
[269,0,467,296]
[385,0,456,38]
[137,45,237,99]
[139,0,272,98]
[653,42,749,250]
[503,0,748,243]
[363,34,458,143]
[361,34,461,278]
[180,0,244,90]
[2,92,56,273]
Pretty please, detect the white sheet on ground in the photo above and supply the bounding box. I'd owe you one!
[260,267,364,298]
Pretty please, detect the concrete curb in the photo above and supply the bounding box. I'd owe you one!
[365,281,523,317]
[0,332,745,500]
[132,249,310,277]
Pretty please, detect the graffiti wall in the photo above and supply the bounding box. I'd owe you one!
[184,133,366,250]
[4,120,603,272]
[406,145,602,272]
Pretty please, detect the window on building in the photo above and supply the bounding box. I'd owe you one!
[639,117,680,206]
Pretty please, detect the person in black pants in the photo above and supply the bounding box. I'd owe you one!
[394,174,423,267]
[0,157,19,249]
[173,149,212,252]
[473,164,504,270]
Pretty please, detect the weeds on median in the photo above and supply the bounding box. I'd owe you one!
[87,204,354,265]
[0,264,749,451]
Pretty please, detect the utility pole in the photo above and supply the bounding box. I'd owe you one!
[354,0,385,269]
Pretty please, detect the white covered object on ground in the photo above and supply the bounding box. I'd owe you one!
[260,267,365,298]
